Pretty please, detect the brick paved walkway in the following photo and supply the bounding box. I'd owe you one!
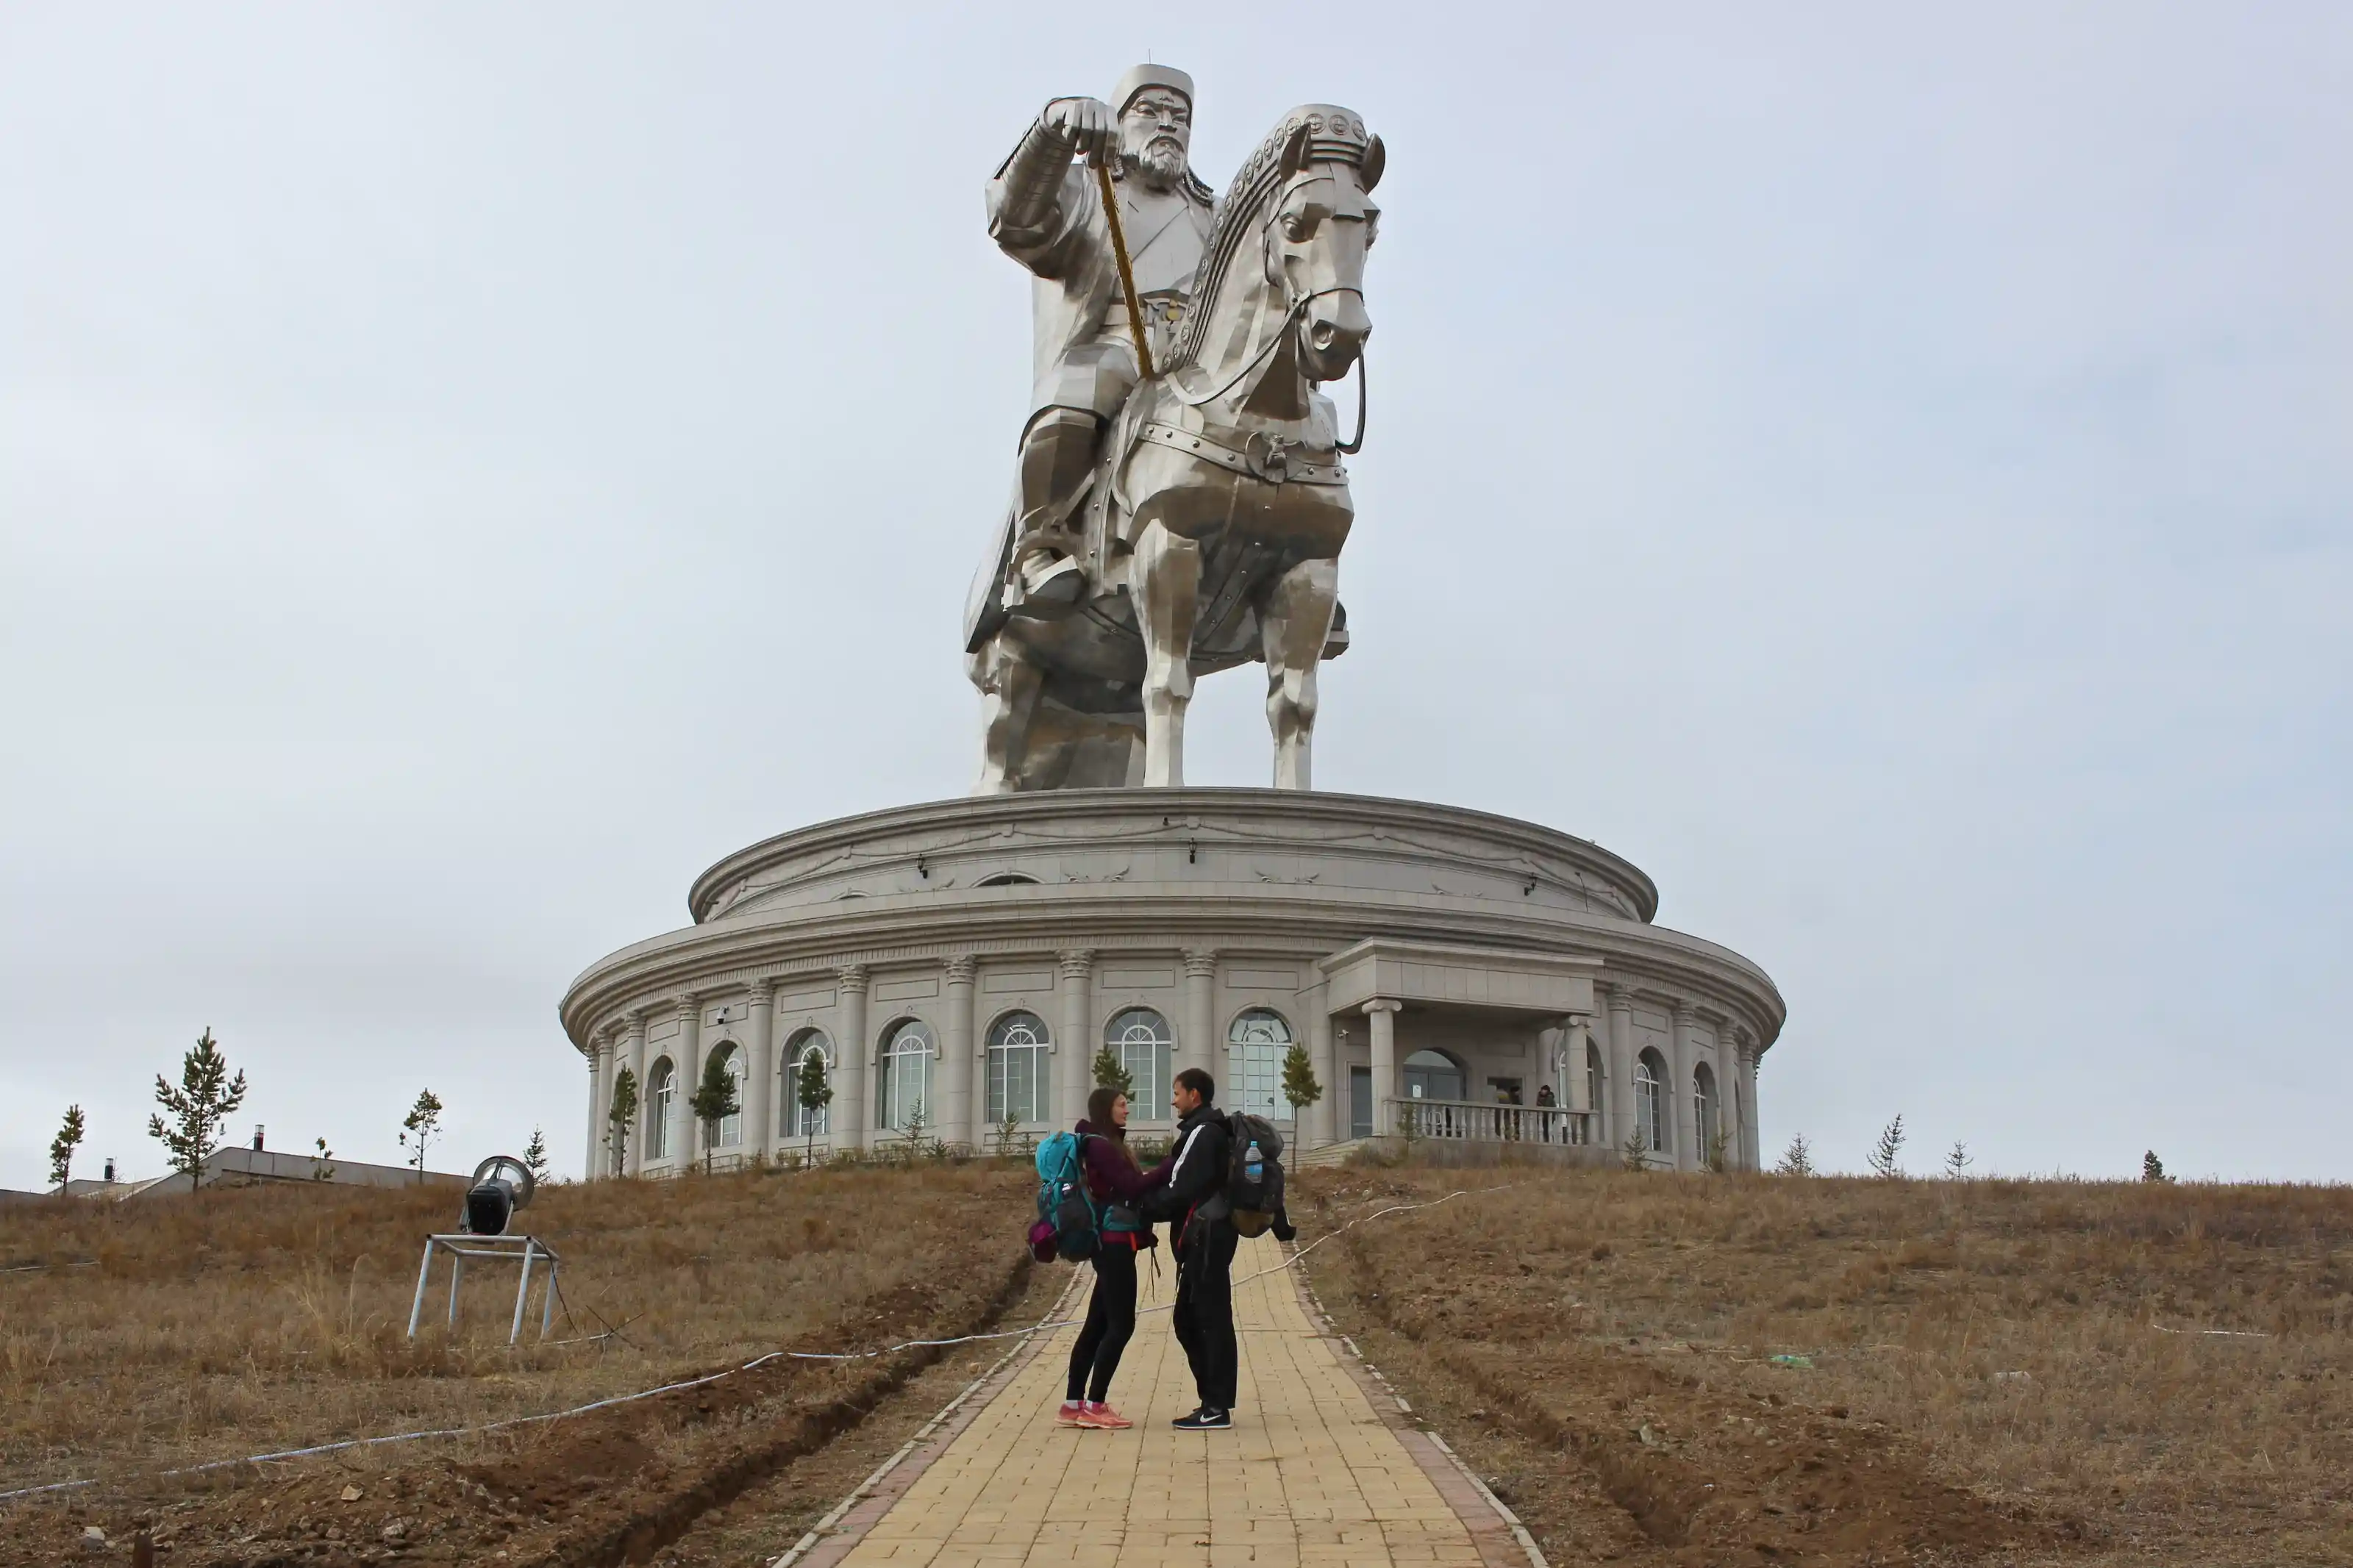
[800,1233,1529,1568]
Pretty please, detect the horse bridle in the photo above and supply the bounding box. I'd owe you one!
[1167,285,1370,456]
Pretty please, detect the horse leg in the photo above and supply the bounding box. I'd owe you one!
[968,637,1044,795]
[1261,556,1339,791]
[1131,518,1202,788]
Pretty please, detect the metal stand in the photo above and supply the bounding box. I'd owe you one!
[404,1233,560,1343]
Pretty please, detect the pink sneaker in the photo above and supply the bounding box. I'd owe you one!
[1076,1402,1132,1430]
[1055,1400,1086,1427]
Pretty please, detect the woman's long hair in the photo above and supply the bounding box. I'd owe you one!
[1086,1086,1140,1170]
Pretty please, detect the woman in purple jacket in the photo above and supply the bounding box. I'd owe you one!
[1057,1086,1164,1429]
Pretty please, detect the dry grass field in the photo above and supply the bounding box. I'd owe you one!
[1295,1164,2353,1567]
[0,1161,1039,1565]
[4,1159,2346,1567]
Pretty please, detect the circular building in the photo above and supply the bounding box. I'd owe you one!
[560,788,1783,1175]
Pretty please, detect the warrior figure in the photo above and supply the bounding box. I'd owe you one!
[965,65,1215,648]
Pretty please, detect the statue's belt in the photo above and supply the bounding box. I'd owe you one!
[1135,420,1348,487]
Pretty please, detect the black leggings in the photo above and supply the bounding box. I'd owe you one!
[1065,1241,1140,1403]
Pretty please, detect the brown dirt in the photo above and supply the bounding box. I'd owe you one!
[1293,1164,2353,1567]
[0,1161,1052,1566]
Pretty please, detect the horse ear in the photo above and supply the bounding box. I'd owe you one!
[1278,120,1315,181]
[1360,135,1385,193]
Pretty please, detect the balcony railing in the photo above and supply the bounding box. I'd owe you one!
[1388,1098,1595,1146]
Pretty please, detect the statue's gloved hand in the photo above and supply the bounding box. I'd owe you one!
[1043,96,1117,165]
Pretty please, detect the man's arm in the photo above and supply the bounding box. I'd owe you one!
[989,98,1115,263]
[1143,1116,1227,1220]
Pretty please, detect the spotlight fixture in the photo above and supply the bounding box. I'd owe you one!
[462,1154,536,1237]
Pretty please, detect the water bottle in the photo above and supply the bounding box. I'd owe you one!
[1243,1139,1263,1185]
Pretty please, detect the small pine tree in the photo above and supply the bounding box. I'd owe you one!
[311,1136,337,1182]
[522,1125,551,1184]
[1944,1139,1974,1179]
[148,1028,248,1191]
[1867,1114,1907,1178]
[2143,1149,2168,1183]
[1621,1123,1649,1172]
[399,1089,444,1184]
[796,1050,833,1162]
[1705,1125,1730,1174]
[1774,1132,1815,1177]
[605,1066,639,1177]
[993,1111,1023,1159]
[689,1053,741,1173]
[1281,1042,1322,1121]
[49,1105,86,1193]
[1090,1044,1135,1100]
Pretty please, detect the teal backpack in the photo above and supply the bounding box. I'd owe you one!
[1032,1132,1101,1262]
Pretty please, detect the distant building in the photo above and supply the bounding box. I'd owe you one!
[9,1137,462,1201]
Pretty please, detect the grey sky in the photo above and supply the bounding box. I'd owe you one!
[3,5,2346,1187]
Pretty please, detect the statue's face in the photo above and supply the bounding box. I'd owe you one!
[1121,87,1191,190]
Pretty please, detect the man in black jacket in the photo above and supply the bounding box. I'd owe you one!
[1146,1066,1238,1429]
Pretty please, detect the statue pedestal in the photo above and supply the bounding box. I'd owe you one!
[562,788,1782,1176]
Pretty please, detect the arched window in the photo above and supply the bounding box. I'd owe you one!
[704,1042,746,1147]
[1227,1009,1293,1121]
[976,872,1040,887]
[878,1020,935,1133]
[1693,1062,1719,1167]
[1585,1040,1604,1121]
[986,1011,1051,1125]
[1402,1048,1465,1103]
[1635,1049,1666,1153]
[646,1057,676,1161]
[785,1029,832,1139]
[1107,1008,1174,1112]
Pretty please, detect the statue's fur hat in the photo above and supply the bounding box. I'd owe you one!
[1113,64,1194,113]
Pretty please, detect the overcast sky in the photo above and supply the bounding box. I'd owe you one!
[3,4,2346,1189]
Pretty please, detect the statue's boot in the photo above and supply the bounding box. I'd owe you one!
[1007,408,1098,617]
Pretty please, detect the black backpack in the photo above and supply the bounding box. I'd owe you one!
[1222,1112,1285,1238]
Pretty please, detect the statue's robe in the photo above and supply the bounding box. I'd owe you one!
[965,160,1213,651]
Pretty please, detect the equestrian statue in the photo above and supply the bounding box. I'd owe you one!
[965,65,1382,792]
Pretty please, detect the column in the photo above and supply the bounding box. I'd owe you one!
[1306,987,1335,1148]
[1182,948,1218,1090]
[620,1011,647,1176]
[1563,1013,1594,1150]
[1363,999,1402,1135]
[671,997,701,1173]
[1600,987,1638,1161]
[944,956,979,1150]
[1739,1034,1762,1171]
[1708,1017,1740,1173]
[1669,1003,1697,1171]
[835,966,870,1151]
[1058,949,1096,1125]
[1604,984,1635,1159]
[745,980,776,1161]
[583,1028,609,1179]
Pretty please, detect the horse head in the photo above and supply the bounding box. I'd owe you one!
[1268,107,1382,383]
[1165,104,1382,415]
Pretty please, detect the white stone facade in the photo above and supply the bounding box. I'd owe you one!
[560,789,1785,1175]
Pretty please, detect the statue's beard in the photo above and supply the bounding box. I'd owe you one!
[1130,138,1186,191]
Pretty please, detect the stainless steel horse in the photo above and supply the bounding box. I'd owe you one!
[968,104,1382,792]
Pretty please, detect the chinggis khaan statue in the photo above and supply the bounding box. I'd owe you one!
[966,68,1382,794]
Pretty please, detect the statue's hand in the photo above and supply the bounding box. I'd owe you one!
[1043,96,1117,165]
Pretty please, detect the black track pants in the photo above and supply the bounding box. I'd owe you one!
[1171,1222,1239,1411]
[1065,1241,1140,1403]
